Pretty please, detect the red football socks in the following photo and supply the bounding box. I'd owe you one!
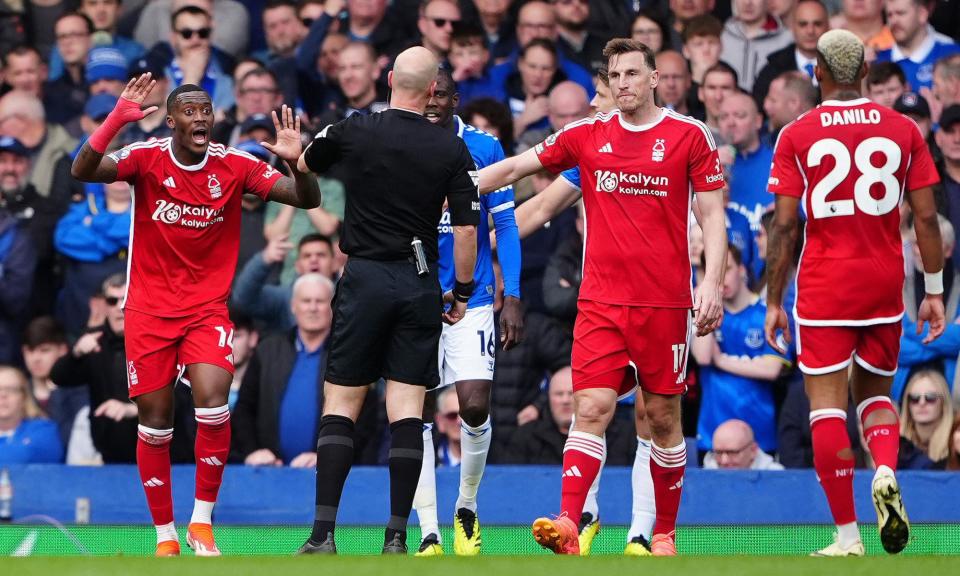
[194,405,231,503]
[810,409,857,525]
[858,396,900,471]
[650,441,686,537]
[560,431,605,522]
[137,425,174,526]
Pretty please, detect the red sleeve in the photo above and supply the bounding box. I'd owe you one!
[767,127,804,198]
[688,123,724,192]
[107,143,145,184]
[236,152,285,200]
[534,121,585,174]
[906,121,940,192]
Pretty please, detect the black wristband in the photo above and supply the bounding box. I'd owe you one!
[453,280,475,303]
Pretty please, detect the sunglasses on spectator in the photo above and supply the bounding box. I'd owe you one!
[177,27,212,40]
[908,392,942,405]
[104,296,123,307]
[429,17,460,28]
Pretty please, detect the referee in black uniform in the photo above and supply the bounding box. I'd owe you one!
[295,46,480,555]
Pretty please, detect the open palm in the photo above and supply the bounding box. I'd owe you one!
[261,105,302,164]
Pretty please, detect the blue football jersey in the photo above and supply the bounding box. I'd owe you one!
[559,167,581,190]
[697,298,790,453]
[438,116,515,308]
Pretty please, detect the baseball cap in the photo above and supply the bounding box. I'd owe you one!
[0,136,28,157]
[86,47,129,83]
[84,93,119,121]
[893,92,930,119]
[128,54,166,79]
[234,139,271,161]
[941,105,960,131]
[240,113,276,136]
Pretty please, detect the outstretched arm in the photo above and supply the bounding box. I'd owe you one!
[478,147,543,194]
[264,105,322,209]
[72,73,159,182]
[515,175,581,239]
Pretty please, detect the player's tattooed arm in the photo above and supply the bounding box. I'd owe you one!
[263,105,322,208]
[71,142,119,183]
[763,194,800,353]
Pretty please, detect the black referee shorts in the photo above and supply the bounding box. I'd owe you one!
[325,257,442,388]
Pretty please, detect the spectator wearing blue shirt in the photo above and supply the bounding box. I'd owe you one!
[693,245,791,453]
[876,0,960,91]
[232,274,380,466]
[719,91,775,232]
[0,365,63,464]
[47,0,146,82]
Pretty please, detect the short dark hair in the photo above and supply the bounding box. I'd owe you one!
[460,97,515,153]
[56,10,95,34]
[451,22,487,48]
[239,67,279,89]
[264,0,297,13]
[166,83,208,113]
[299,233,333,252]
[866,61,907,87]
[228,306,255,332]
[22,316,67,349]
[171,5,211,28]
[596,65,609,87]
[682,14,723,43]
[2,45,43,68]
[703,61,739,86]
[602,38,657,73]
[521,38,559,62]
[435,66,456,92]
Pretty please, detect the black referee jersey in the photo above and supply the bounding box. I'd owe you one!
[303,108,481,260]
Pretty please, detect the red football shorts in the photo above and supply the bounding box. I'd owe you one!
[124,306,236,398]
[572,301,691,397]
[795,321,902,377]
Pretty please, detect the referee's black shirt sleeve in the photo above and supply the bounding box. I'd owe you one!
[303,120,346,173]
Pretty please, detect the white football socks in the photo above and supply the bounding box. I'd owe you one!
[456,416,492,513]
[412,424,440,541]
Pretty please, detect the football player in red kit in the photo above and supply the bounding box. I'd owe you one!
[765,30,945,556]
[71,74,320,556]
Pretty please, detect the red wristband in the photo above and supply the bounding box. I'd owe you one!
[88,98,144,153]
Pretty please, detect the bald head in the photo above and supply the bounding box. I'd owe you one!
[391,46,440,95]
[817,29,865,87]
[656,50,692,109]
[548,81,589,129]
[0,90,44,122]
[712,419,758,469]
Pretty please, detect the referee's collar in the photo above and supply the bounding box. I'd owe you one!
[392,106,424,116]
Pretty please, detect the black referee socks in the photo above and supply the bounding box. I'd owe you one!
[385,417,425,547]
[310,415,355,543]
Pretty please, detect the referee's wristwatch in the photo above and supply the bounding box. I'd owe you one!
[453,280,475,303]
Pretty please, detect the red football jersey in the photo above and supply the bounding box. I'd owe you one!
[768,98,939,325]
[108,138,282,317]
[536,109,724,308]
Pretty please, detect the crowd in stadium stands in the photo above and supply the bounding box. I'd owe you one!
[2,0,960,472]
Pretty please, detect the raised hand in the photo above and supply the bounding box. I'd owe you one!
[117,73,159,120]
[261,105,303,164]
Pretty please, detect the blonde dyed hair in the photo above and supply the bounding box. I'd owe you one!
[901,369,955,462]
[816,29,864,85]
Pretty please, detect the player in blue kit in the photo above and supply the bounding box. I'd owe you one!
[412,68,523,556]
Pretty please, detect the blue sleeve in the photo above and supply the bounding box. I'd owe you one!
[295,13,334,78]
[27,420,64,463]
[0,229,36,318]
[560,167,581,190]
[492,206,521,299]
[89,211,131,255]
[54,202,104,262]
[231,251,284,318]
